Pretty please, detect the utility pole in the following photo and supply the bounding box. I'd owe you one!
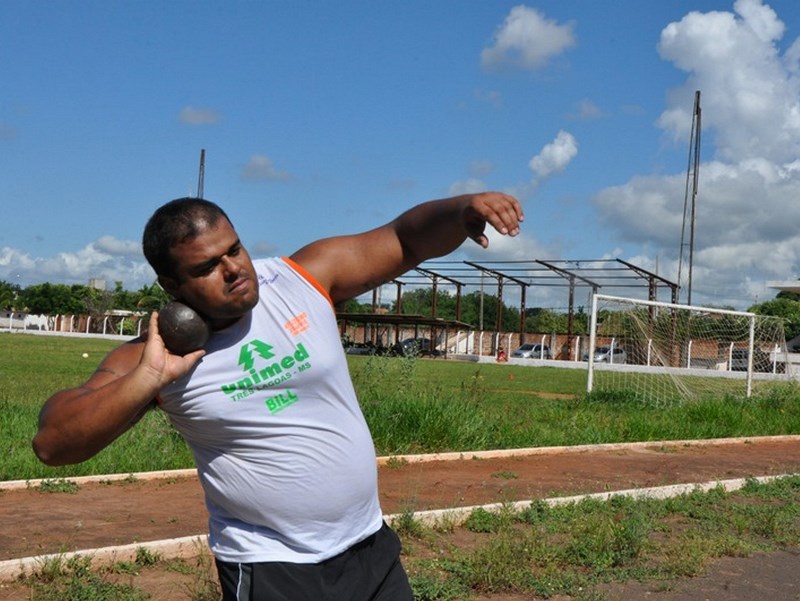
[678,91,701,305]
[197,148,206,199]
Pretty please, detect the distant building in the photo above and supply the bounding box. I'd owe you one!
[89,278,106,291]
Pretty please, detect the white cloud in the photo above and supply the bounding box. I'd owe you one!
[249,240,280,258]
[529,130,578,180]
[448,178,488,196]
[481,6,575,71]
[657,0,800,163]
[569,99,604,121]
[241,155,293,182]
[178,106,220,125]
[593,0,800,308]
[0,238,155,290]
[95,235,141,256]
[469,160,494,178]
[0,246,36,271]
[469,228,553,261]
[473,88,504,108]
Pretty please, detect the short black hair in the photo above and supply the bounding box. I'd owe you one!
[142,197,231,277]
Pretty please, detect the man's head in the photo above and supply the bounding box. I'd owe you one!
[143,197,231,278]
[143,197,259,328]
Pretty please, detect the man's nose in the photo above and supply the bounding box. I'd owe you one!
[220,255,238,277]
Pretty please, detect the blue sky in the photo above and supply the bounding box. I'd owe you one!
[3,0,800,310]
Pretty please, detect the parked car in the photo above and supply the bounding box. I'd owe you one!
[729,348,772,372]
[583,346,627,364]
[398,337,441,357]
[344,343,377,356]
[511,343,551,360]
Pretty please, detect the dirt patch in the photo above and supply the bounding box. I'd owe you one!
[1,436,799,599]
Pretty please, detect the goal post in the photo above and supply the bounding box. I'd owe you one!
[587,293,793,403]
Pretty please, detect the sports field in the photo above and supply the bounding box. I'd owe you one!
[2,332,799,600]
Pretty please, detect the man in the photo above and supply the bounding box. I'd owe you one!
[32,191,523,600]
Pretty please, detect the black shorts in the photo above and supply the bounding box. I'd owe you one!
[215,522,413,601]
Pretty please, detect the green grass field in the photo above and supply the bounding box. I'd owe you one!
[4,332,800,600]
[2,332,800,481]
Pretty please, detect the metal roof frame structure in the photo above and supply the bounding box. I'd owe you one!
[337,258,678,344]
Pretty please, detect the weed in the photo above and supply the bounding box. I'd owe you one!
[462,506,518,534]
[400,476,800,599]
[461,528,538,592]
[491,470,518,480]
[27,555,149,601]
[36,478,80,494]
[432,512,459,534]
[408,572,469,601]
[518,499,550,524]
[182,548,222,601]
[163,557,195,575]
[385,456,409,469]
[134,546,161,566]
[391,510,426,538]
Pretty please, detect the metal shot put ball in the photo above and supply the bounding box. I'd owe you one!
[158,301,210,355]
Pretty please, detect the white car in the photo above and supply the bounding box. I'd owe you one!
[511,343,551,359]
[584,346,627,364]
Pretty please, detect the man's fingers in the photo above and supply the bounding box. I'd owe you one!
[472,233,489,248]
[493,194,524,233]
[467,193,524,246]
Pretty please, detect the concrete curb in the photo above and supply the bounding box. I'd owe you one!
[0,535,208,582]
[3,436,798,583]
[0,468,198,492]
[387,473,793,527]
[374,434,800,466]
[1,472,796,583]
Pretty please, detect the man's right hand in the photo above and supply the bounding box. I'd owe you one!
[138,312,206,390]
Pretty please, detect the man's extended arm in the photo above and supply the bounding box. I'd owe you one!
[291,192,523,304]
[32,313,204,466]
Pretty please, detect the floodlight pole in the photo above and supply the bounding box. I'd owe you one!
[679,91,701,305]
[197,149,206,199]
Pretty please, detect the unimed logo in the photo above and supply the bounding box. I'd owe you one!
[220,339,311,404]
[238,339,275,371]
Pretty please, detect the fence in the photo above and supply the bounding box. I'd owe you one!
[0,311,145,339]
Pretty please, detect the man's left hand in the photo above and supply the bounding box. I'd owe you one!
[461,192,524,248]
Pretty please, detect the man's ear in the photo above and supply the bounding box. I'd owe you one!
[157,275,179,299]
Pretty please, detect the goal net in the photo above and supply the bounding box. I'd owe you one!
[587,293,793,404]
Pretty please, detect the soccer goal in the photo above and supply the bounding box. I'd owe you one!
[587,293,793,404]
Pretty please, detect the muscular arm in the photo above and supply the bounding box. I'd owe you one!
[32,313,205,466]
[291,192,523,304]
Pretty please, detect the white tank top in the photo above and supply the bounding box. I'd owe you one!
[158,257,383,563]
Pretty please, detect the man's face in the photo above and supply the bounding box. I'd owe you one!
[159,218,259,330]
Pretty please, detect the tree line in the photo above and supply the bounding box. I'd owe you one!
[2,279,583,334]
[338,287,590,334]
[0,280,170,316]
[3,278,797,338]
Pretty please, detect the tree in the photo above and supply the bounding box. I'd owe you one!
[526,308,564,334]
[777,290,800,302]
[395,288,459,321]
[336,298,376,313]
[82,286,115,316]
[0,280,21,311]
[112,281,140,312]
[749,297,800,341]
[133,283,171,313]
[18,283,85,315]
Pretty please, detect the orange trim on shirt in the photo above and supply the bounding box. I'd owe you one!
[281,257,334,307]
